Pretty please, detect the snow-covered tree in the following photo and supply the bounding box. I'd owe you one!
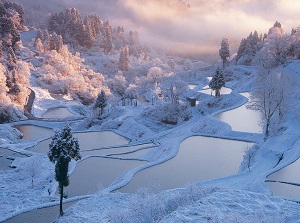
[209,68,225,97]
[118,46,130,71]
[255,32,290,69]
[147,67,164,85]
[219,38,230,69]
[94,90,107,115]
[0,63,9,104]
[35,38,43,52]
[248,71,291,139]
[237,31,262,65]
[161,75,187,105]
[103,21,113,54]
[48,125,81,216]
[48,8,85,47]
[26,156,41,188]
[107,74,127,98]
[37,45,108,104]
[125,84,138,106]
[289,27,300,58]
[268,21,283,36]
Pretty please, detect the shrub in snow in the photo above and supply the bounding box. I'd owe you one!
[143,102,192,125]
[109,185,214,223]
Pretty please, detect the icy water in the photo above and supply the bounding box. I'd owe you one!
[17,127,149,196]
[119,136,252,193]
[3,201,76,223]
[0,148,27,170]
[4,128,149,223]
[215,93,262,133]
[30,131,129,153]
[42,107,74,119]
[14,125,53,141]
[267,158,300,199]
[67,157,146,197]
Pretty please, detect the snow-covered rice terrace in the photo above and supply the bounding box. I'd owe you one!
[2,16,300,222]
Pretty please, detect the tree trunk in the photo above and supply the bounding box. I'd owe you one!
[222,58,227,69]
[264,120,270,141]
[59,184,64,216]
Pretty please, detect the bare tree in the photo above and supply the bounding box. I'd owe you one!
[248,71,289,139]
[27,156,41,188]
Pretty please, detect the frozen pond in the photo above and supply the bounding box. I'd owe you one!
[5,127,148,222]
[266,158,300,199]
[14,125,53,141]
[0,148,27,170]
[19,127,148,196]
[215,93,262,133]
[3,201,76,223]
[67,157,146,197]
[119,136,252,193]
[30,131,129,154]
[42,107,75,119]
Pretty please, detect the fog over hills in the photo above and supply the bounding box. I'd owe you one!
[16,0,300,61]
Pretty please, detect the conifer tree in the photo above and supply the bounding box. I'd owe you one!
[0,40,3,58]
[94,90,107,115]
[103,21,113,54]
[219,38,230,69]
[236,38,247,61]
[118,46,130,71]
[48,125,81,216]
[209,68,225,97]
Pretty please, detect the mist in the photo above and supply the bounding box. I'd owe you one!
[17,0,300,61]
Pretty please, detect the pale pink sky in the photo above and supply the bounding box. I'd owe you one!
[58,0,300,56]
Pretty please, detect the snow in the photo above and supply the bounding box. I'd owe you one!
[2,28,300,223]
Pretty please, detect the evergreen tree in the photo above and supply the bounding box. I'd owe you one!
[0,40,3,58]
[209,68,225,97]
[236,38,247,61]
[219,38,230,69]
[94,90,107,115]
[7,46,16,63]
[48,125,81,216]
[48,8,86,47]
[35,29,43,42]
[118,46,130,71]
[103,22,113,54]
[48,33,63,52]
[236,31,262,65]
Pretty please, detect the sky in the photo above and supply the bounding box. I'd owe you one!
[18,0,300,60]
[68,0,300,59]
